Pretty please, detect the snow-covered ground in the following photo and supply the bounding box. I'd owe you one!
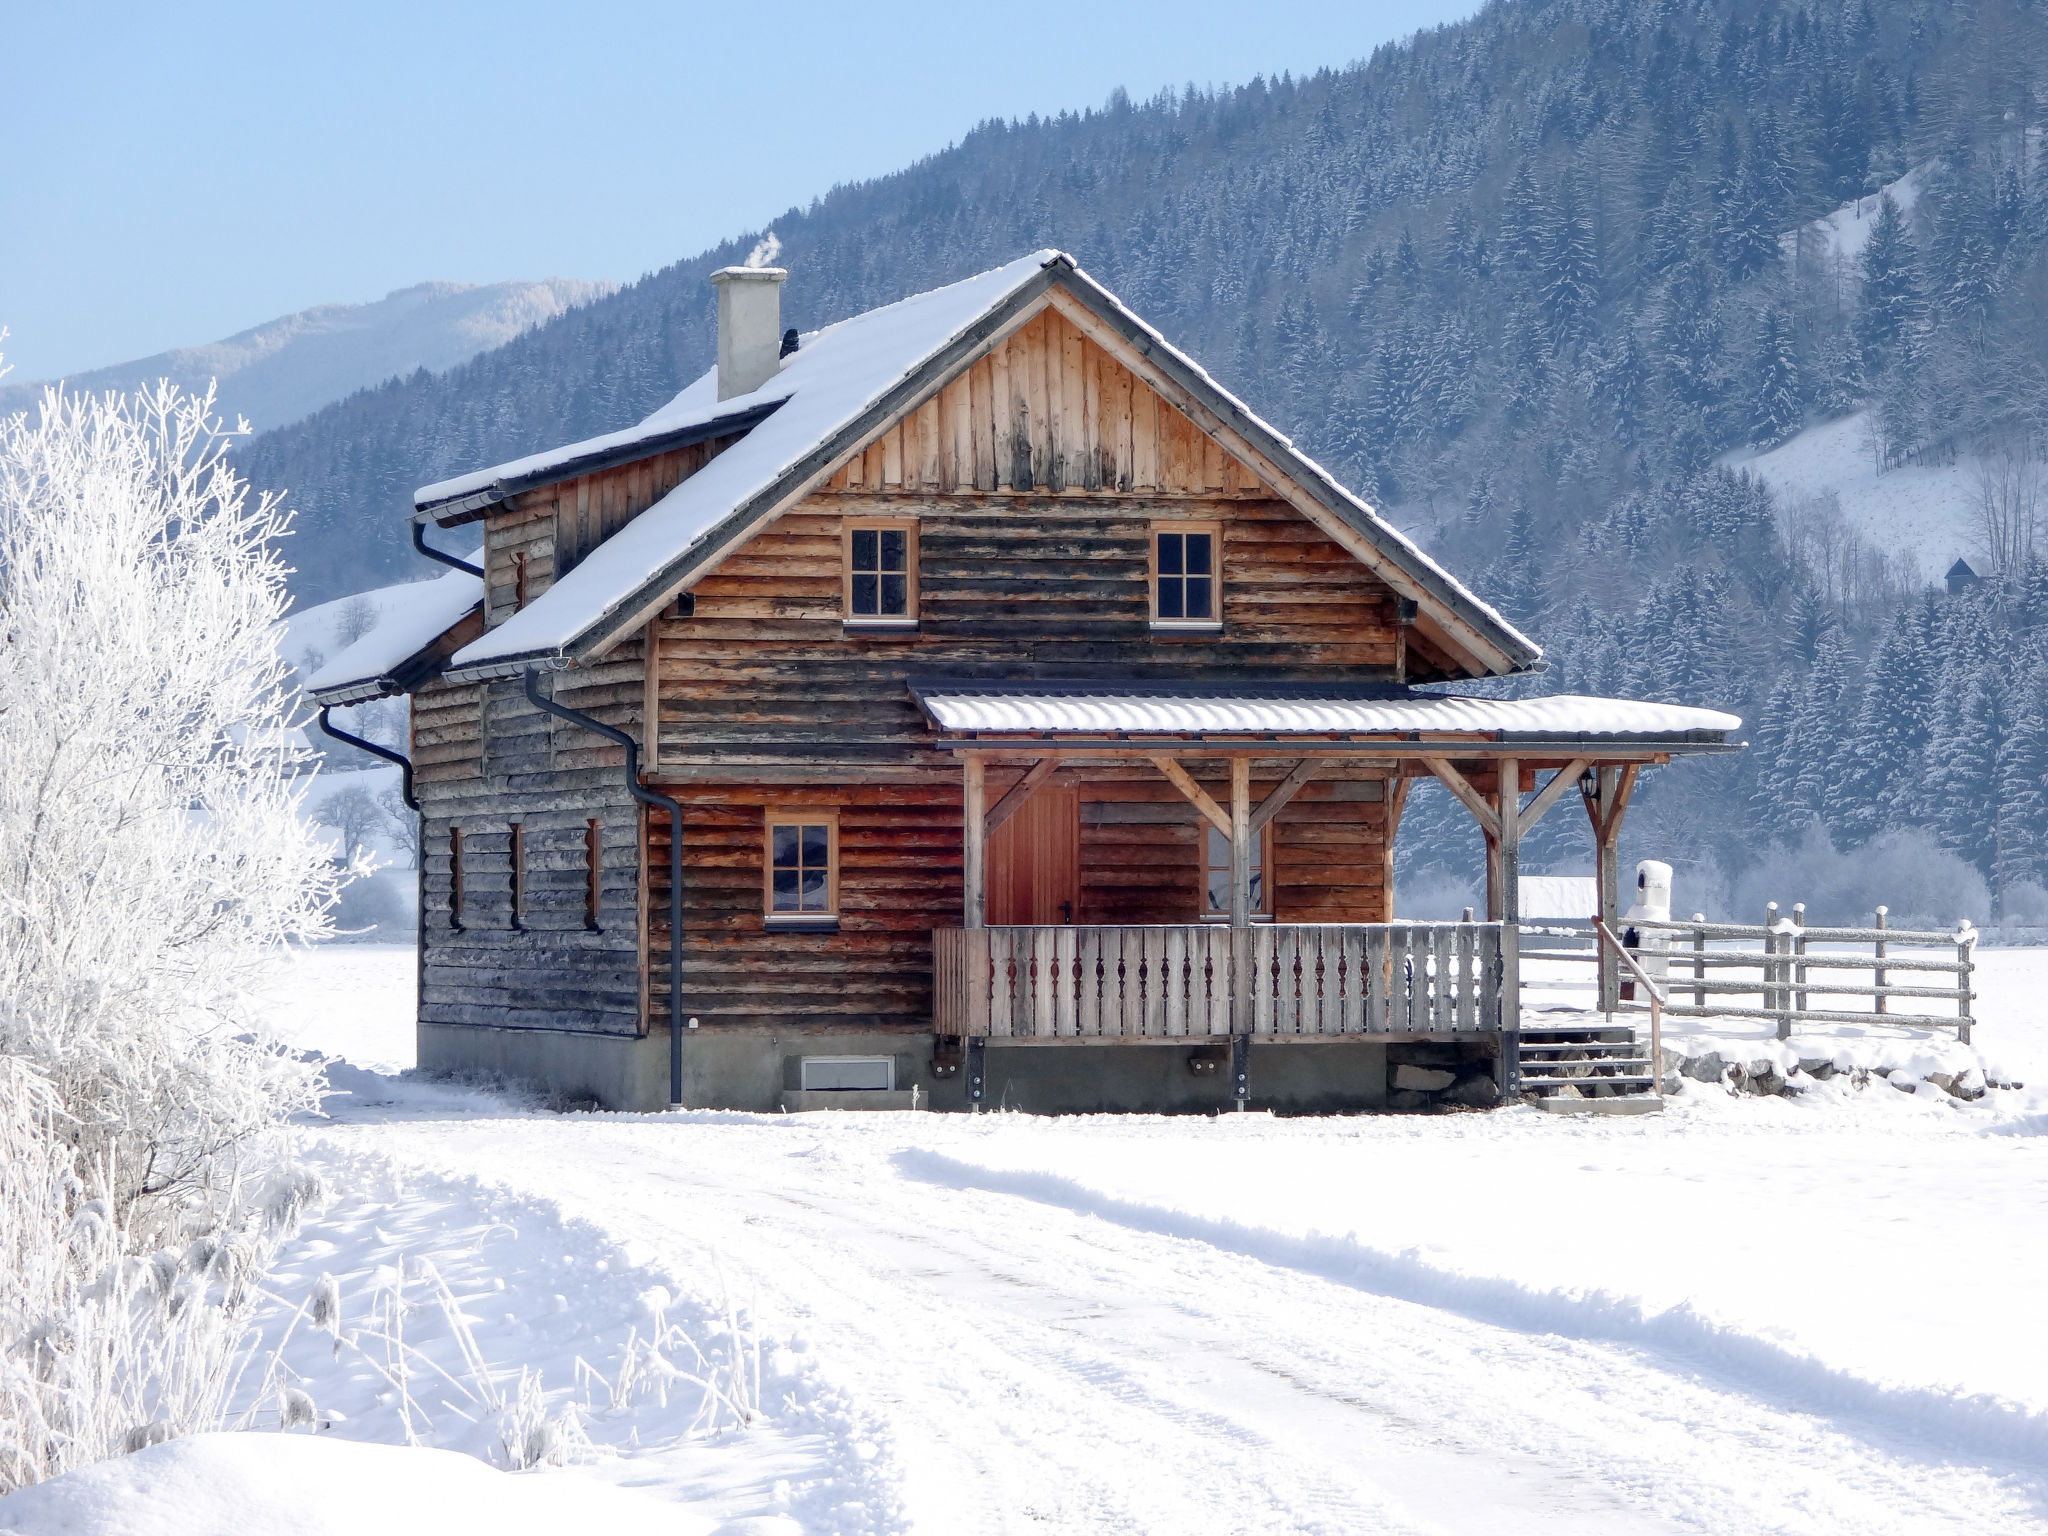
[14,944,2048,1534]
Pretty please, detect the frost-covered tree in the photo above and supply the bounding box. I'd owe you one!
[0,383,342,1213]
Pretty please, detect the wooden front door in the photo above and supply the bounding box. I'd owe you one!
[986,784,1079,925]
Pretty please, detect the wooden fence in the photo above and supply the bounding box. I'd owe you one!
[1519,903,1976,1041]
[933,922,1506,1040]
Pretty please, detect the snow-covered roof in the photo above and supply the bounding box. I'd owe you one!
[304,556,483,706]
[910,686,1742,747]
[434,251,1541,683]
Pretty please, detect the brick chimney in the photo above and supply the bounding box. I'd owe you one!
[709,266,788,400]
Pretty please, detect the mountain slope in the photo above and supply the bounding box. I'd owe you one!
[2,278,615,433]
[243,0,2048,908]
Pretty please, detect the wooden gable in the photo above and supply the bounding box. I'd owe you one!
[819,306,1268,500]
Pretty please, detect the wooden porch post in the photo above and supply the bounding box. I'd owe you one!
[963,753,986,930]
[1496,756,1520,922]
[1581,764,1639,1015]
[1230,757,1252,1105]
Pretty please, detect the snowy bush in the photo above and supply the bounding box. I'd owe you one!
[1732,825,1989,930]
[0,381,346,1488]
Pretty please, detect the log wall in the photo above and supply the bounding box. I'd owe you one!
[412,649,649,1036]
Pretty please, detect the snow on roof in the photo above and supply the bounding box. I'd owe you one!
[304,554,482,706]
[911,687,1742,744]
[445,252,1056,674]
[438,251,1540,681]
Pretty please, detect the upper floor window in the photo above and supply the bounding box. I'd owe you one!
[765,809,839,926]
[844,521,918,626]
[1152,523,1220,630]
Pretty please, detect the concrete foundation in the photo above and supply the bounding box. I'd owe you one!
[418,1022,1409,1115]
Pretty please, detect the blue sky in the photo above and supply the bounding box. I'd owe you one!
[4,0,1476,381]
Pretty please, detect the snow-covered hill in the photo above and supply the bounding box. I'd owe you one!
[1724,164,1978,583]
[0,279,615,433]
[1725,409,1980,584]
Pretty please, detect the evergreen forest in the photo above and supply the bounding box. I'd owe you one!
[246,0,2048,921]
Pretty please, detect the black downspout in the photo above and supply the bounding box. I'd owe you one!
[316,704,418,812]
[523,665,685,1108]
[412,520,485,577]
[315,703,425,1034]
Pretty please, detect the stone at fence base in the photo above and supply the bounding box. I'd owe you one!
[1952,1067,1986,1100]
[1683,1051,1727,1084]
[1660,1069,1684,1095]
[1797,1056,1835,1079]
[1888,1072,1920,1093]
[1927,1070,1955,1093]
[1386,1088,1436,1112]
[1392,1064,1457,1093]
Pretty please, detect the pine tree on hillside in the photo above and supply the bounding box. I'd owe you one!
[1748,668,1806,847]
[1501,161,1544,277]
[1539,172,1603,353]
[1855,192,1921,365]
[1927,670,2005,878]
[1993,668,2048,903]
[1790,629,1852,838]
[1833,600,1936,844]
[1748,307,1804,445]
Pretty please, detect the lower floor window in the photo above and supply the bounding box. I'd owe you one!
[1202,824,1270,918]
[766,810,838,920]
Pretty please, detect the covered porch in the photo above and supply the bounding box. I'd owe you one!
[914,684,1742,1104]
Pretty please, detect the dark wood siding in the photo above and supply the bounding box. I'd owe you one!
[412,653,647,1037]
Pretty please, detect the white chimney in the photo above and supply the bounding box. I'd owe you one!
[710,265,788,400]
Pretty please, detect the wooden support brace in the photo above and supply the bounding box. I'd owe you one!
[983,756,1058,840]
[1248,758,1322,836]
[1419,756,1503,842]
[1149,756,1232,836]
[1517,757,1594,834]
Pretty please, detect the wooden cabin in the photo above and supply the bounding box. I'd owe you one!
[308,252,1740,1113]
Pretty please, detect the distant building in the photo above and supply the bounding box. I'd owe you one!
[1947,558,1982,596]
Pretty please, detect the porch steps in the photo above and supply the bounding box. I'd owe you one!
[1516,1023,1662,1106]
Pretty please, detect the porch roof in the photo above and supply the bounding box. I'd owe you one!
[910,683,1742,753]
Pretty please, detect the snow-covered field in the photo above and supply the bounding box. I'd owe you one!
[12,944,2048,1534]
[1725,408,1979,583]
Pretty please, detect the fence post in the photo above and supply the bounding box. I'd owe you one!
[1692,913,1706,1009]
[1792,902,1809,1020]
[1764,901,1781,1024]
[1873,906,1888,1016]
[1957,920,1974,1046]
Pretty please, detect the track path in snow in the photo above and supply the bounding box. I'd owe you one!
[322,1113,2046,1536]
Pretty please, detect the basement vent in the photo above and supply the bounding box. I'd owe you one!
[800,1057,894,1092]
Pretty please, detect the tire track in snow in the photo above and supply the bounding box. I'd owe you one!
[896,1147,2048,1475]
[330,1118,2048,1535]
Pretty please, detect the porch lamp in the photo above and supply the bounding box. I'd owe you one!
[1578,767,1600,802]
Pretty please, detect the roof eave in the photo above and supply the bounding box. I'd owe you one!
[413,399,787,528]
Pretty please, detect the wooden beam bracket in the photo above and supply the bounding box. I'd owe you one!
[1148,756,1232,836]
[1419,756,1503,843]
[1248,759,1322,836]
[983,756,1058,840]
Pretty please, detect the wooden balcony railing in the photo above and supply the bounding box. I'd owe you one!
[933,922,1509,1040]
